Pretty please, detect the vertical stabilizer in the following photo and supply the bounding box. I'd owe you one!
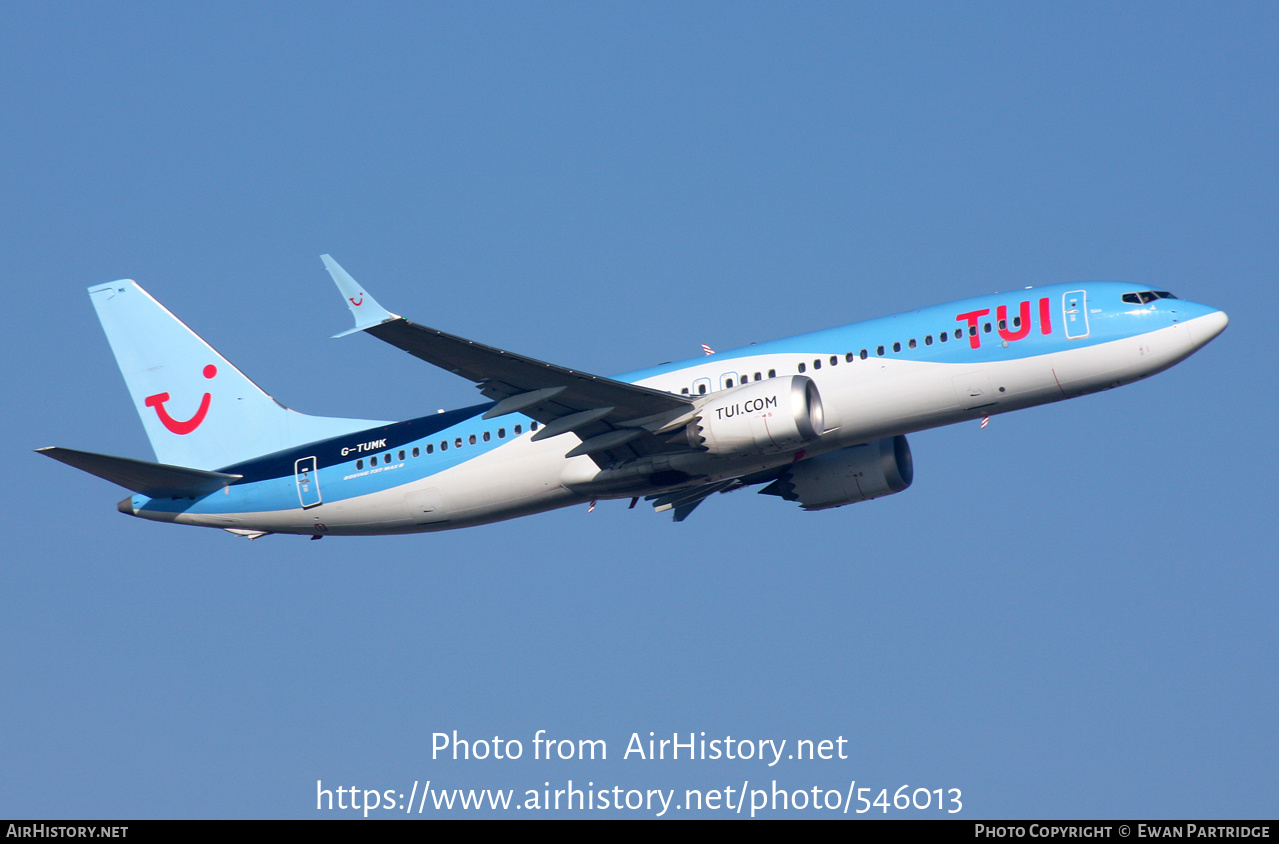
[89,281,388,470]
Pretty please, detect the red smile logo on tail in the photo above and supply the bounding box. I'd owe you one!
[144,365,217,435]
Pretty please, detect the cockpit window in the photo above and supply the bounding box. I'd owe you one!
[1123,290,1179,305]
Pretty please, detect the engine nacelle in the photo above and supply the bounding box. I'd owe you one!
[687,376,824,456]
[761,436,913,510]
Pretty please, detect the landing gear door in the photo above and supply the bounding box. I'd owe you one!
[1063,290,1089,339]
[295,456,322,509]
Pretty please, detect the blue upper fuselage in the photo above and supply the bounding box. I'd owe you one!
[131,281,1223,517]
[618,281,1221,381]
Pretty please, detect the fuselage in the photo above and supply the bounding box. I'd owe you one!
[121,282,1227,536]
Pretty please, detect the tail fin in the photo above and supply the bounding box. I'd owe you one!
[89,281,388,470]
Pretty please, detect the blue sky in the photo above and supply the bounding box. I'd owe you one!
[2,2,1274,818]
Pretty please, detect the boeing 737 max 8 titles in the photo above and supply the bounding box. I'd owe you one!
[39,258,1228,539]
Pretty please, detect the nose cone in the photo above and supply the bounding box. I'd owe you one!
[1187,309,1229,348]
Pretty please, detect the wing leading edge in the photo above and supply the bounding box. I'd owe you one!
[321,256,697,468]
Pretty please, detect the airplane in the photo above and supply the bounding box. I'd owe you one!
[38,257,1228,539]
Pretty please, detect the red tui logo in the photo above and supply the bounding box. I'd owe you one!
[144,364,217,435]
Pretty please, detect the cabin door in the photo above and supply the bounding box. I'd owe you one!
[1063,290,1090,339]
[294,456,322,509]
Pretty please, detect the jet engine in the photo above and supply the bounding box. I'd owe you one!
[685,376,824,456]
[760,436,913,510]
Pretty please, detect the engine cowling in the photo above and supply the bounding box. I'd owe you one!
[761,436,913,510]
[686,376,824,456]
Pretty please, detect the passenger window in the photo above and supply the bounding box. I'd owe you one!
[1013,316,1021,327]
[454,438,462,449]
[531,422,539,431]
[845,353,853,363]
[698,383,707,394]
[813,359,821,369]
[725,378,734,388]
[877,345,885,356]
[925,335,933,346]
[483,431,490,442]
[498,428,505,438]
[860,349,868,360]
[969,326,977,337]
[467,435,476,445]
[681,387,690,395]
[798,362,806,373]
[384,453,392,463]
[371,456,378,466]
[356,459,363,470]
[754,371,762,381]
[412,447,419,458]
[955,329,963,340]
[768,369,776,378]
[514,424,523,435]
[426,444,434,454]
[441,441,447,451]
[398,450,406,461]
[908,338,916,349]
[940,332,948,343]
[998,319,1007,330]
[892,342,901,353]
[984,323,992,333]
[830,355,838,366]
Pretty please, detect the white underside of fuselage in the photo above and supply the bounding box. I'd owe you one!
[156,315,1212,537]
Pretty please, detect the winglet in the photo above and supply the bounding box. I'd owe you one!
[321,255,399,337]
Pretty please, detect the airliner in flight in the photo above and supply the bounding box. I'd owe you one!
[39,258,1227,539]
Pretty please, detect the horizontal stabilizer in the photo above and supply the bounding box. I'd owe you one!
[36,447,242,498]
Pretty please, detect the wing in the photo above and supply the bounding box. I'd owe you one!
[322,256,698,468]
[643,464,787,521]
[646,478,742,522]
